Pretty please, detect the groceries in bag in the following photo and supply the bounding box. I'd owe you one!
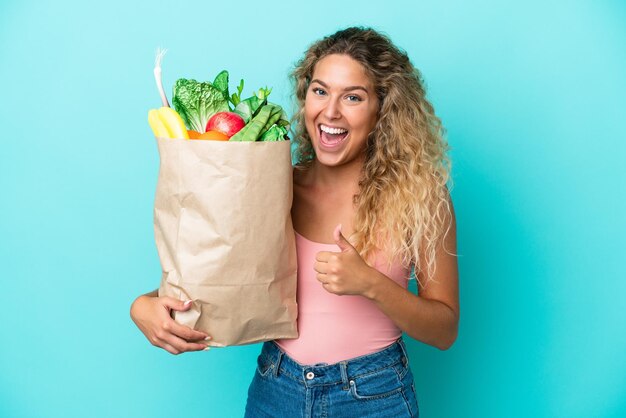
[147,49,289,142]
[147,48,298,347]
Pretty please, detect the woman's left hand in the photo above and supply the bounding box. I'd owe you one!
[314,224,379,297]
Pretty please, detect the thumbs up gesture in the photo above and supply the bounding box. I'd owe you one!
[313,224,378,297]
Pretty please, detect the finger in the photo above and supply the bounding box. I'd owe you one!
[150,334,182,355]
[160,340,208,354]
[158,299,211,342]
[333,224,354,252]
[316,251,331,262]
[161,297,192,312]
[161,332,209,353]
[313,261,328,274]
[333,223,343,242]
[316,272,328,283]
[160,341,181,355]
[168,320,212,342]
[160,299,212,340]
[321,281,335,294]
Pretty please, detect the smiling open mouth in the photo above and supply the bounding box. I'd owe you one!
[319,124,349,146]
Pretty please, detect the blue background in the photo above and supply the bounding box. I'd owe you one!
[1,0,625,417]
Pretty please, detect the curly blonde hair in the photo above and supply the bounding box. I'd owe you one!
[291,27,453,283]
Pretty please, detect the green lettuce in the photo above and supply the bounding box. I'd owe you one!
[259,124,289,141]
[212,70,230,102]
[172,71,230,132]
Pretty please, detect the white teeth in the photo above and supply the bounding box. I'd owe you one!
[320,124,348,135]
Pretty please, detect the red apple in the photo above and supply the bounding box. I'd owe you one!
[205,112,245,137]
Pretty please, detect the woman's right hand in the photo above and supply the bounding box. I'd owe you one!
[130,294,211,355]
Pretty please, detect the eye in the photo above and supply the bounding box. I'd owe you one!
[311,87,326,96]
[345,94,363,102]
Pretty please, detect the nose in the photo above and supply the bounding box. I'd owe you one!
[323,97,341,120]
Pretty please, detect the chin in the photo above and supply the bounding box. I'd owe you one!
[316,156,342,167]
[316,149,363,168]
[310,146,339,166]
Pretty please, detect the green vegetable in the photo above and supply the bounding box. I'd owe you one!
[212,70,230,103]
[259,124,288,141]
[230,79,244,107]
[230,104,287,142]
[256,86,272,101]
[260,106,283,135]
[172,71,230,132]
[171,69,289,141]
[232,85,275,123]
[233,95,264,123]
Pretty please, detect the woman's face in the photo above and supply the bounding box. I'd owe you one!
[304,54,379,167]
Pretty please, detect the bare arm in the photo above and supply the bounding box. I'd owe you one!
[141,289,158,297]
[365,201,459,350]
[315,199,459,350]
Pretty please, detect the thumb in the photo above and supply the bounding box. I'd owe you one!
[164,297,193,312]
[333,224,354,252]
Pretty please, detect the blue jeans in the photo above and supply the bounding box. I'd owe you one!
[244,338,419,417]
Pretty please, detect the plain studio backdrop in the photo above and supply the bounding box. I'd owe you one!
[1,0,624,417]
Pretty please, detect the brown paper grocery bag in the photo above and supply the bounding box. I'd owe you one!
[154,137,298,347]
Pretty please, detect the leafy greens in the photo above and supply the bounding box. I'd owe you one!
[172,71,230,132]
[172,69,289,141]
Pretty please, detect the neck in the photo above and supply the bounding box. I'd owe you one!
[309,154,365,192]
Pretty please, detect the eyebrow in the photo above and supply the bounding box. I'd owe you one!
[310,79,369,94]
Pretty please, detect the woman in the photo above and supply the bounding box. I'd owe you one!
[131,27,458,417]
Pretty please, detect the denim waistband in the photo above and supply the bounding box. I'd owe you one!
[258,338,410,388]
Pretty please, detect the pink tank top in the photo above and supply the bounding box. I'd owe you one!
[275,231,411,365]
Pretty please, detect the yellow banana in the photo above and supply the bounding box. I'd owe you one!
[148,107,189,139]
[158,107,189,139]
[148,109,170,138]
